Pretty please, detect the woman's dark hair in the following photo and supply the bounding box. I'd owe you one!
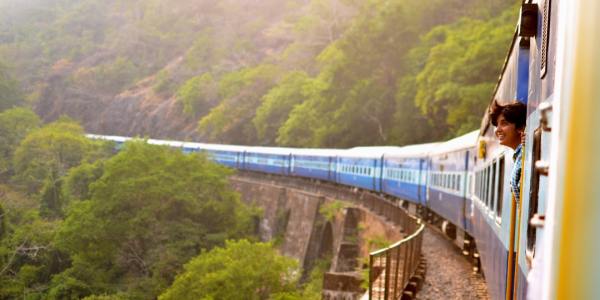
[489,100,527,129]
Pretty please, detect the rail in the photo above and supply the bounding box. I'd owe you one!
[369,216,425,300]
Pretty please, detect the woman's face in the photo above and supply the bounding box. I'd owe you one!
[495,114,522,149]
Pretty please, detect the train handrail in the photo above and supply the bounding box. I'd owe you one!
[368,218,425,300]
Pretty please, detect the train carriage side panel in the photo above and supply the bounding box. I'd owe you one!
[290,149,339,181]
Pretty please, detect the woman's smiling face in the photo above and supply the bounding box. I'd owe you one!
[495,114,521,149]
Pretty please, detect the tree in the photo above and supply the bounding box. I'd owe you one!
[0,190,65,300]
[253,71,312,144]
[413,7,516,137]
[159,240,301,300]
[197,64,280,144]
[51,141,256,299]
[176,73,218,117]
[0,107,41,178]
[0,62,22,112]
[11,118,108,217]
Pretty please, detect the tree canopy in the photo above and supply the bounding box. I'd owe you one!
[159,239,301,300]
[49,141,256,299]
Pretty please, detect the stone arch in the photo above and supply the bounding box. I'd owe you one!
[318,221,334,260]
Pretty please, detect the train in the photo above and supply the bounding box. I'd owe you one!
[88,0,600,299]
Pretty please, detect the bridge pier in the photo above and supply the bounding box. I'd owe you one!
[230,173,404,299]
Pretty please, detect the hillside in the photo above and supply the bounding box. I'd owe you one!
[0,0,518,146]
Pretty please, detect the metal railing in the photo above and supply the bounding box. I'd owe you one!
[368,219,424,300]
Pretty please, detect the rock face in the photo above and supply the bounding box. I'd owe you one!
[35,56,200,141]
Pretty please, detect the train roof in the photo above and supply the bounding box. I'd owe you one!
[148,139,185,148]
[290,148,343,157]
[245,146,294,155]
[340,146,403,158]
[85,134,131,143]
[431,130,479,154]
[383,142,441,158]
[196,143,247,152]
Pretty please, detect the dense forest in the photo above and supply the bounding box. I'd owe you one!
[0,0,519,147]
[0,108,323,299]
[0,0,522,298]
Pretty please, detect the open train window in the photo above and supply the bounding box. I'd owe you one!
[496,157,505,222]
[540,0,552,78]
[527,128,543,252]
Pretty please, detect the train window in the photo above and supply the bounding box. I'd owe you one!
[540,0,552,78]
[496,157,505,221]
[484,167,489,207]
[451,174,456,190]
[455,174,459,191]
[487,162,496,210]
[527,128,543,252]
[476,172,480,199]
[475,172,479,198]
[479,171,484,200]
[442,174,446,188]
[491,162,497,214]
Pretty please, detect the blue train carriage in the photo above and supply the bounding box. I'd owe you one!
[427,131,478,235]
[290,148,340,182]
[472,5,538,296]
[196,143,247,169]
[511,0,558,299]
[244,146,293,175]
[381,143,440,208]
[335,147,390,192]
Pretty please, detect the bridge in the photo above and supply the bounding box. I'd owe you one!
[231,171,426,300]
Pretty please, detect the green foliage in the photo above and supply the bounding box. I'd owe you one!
[253,71,312,144]
[414,8,516,136]
[159,239,301,300]
[319,200,347,222]
[11,118,111,217]
[197,64,280,144]
[153,70,176,95]
[176,73,217,117]
[62,161,105,202]
[70,57,140,93]
[0,62,22,111]
[301,259,330,300]
[0,205,64,299]
[0,107,41,178]
[51,141,255,299]
[12,119,89,194]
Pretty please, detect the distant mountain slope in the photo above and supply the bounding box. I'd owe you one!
[0,0,518,145]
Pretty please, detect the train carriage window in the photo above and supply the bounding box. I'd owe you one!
[479,171,484,200]
[496,157,505,221]
[490,162,497,214]
[487,162,496,211]
[527,128,543,253]
[475,172,479,198]
[454,174,459,191]
[476,172,480,199]
[483,167,489,207]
